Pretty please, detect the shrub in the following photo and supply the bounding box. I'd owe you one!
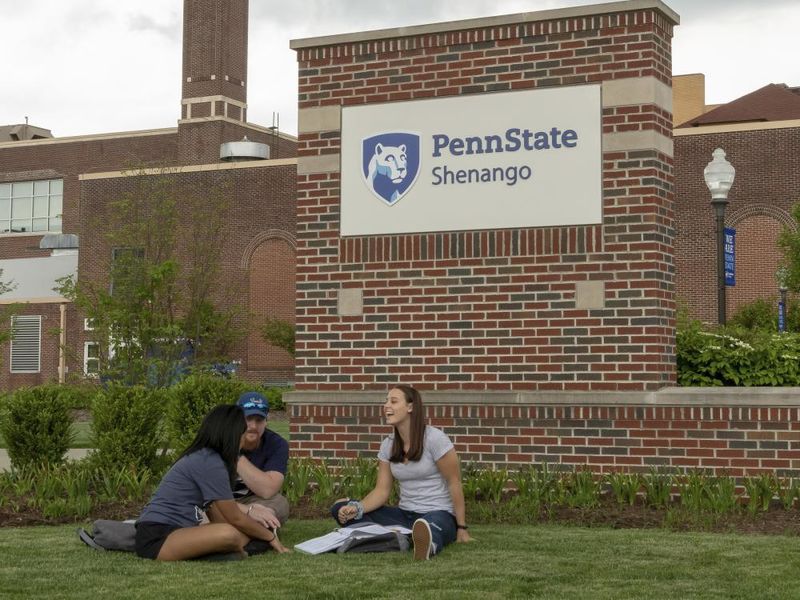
[730,297,800,332]
[165,375,289,453]
[730,297,779,331]
[0,386,75,469]
[89,385,167,471]
[261,318,295,358]
[677,320,800,386]
[58,383,99,410]
[165,374,251,453]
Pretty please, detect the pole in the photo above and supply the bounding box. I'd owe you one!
[780,287,788,333]
[58,302,67,383]
[713,201,727,325]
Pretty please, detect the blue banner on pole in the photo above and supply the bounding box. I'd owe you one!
[779,300,786,333]
[724,227,735,286]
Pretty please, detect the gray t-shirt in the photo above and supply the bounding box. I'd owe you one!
[378,425,455,515]
[138,448,234,527]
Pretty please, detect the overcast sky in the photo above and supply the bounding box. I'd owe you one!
[2,0,798,138]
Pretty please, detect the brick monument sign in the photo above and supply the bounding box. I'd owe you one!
[286,1,800,477]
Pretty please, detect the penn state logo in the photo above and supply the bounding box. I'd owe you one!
[361,132,420,206]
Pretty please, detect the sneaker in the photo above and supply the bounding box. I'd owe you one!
[412,518,432,561]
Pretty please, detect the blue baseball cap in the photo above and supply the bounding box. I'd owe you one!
[237,391,269,418]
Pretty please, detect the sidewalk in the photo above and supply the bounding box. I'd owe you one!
[0,449,90,471]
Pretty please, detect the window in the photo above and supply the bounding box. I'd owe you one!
[0,179,63,234]
[84,318,96,331]
[10,315,41,373]
[84,342,100,377]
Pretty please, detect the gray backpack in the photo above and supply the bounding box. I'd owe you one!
[77,519,136,552]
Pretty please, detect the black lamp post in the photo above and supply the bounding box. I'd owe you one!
[777,266,789,333]
[703,148,736,325]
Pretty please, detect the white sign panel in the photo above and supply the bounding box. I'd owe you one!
[340,85,602,237]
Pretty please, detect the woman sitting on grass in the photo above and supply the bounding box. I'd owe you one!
[331,385,473,560]
[135,404,289,560]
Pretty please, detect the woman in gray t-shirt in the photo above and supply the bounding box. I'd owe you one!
[333,385,473,560]
[135,405,289,560]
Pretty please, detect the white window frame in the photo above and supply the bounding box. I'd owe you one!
[0,178,63,235]
[10,315,41,373]
[84,318,96,331]
[83,341,100,377]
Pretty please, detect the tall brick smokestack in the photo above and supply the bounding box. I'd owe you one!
[178,0,259,163]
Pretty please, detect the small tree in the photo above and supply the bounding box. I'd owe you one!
[57,167,244,387]
[778,205,800,293]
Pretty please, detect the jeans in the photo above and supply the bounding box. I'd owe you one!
[330,500,457,556]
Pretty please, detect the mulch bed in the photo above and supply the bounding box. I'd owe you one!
[7,496,799,535]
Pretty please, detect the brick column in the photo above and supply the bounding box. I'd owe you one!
[289,1,688,468]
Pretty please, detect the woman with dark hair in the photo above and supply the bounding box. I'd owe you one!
[135,404,289,560]
[331,385,473,560]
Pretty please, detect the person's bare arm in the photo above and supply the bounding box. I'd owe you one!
[237,455,284,499]
[236,502,281,529]
[437,449,474,543]
[209,499,289,552]
[337,461,393,523]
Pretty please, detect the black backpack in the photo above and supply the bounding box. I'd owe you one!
[336,531,410,554]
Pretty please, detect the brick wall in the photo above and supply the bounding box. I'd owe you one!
[674,126,800,322]
[0,303,81,390]
[247,235,296,382]
[288,390,800,477]
[293,5,677,393]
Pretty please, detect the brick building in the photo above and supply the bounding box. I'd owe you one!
[674,78,800,322]
[0,0,297,388]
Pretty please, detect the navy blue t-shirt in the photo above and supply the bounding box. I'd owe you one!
[233,429,289,497]
[138,448,233,527]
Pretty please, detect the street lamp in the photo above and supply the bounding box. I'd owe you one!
[704,148,736,325]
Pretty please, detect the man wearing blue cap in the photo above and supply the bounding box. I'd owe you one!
[234,391,290,528]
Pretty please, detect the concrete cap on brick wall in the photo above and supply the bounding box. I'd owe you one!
[290,0,679,49]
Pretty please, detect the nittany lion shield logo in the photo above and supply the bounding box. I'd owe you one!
[361,132,421,206]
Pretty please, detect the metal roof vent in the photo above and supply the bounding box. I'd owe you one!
[219,136,270,161]
[40,233,79,249]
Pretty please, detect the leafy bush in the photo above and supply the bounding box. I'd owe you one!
[0,386,75,469]
[164,374,252,453]
[58,383,99,410]
[165,374,289,454]
[90,385,167,471]
[677,320,800,386]
[261,318,295,358]
[729,297,800,332]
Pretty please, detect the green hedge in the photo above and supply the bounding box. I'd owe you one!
[164,375,289,454]
[677,321,800,386]
[1,379,290,460]
[729,296,800,332]
[89,385,168,471]
[0,386,75,469]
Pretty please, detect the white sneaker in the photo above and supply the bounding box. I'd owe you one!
[412,518,432,561]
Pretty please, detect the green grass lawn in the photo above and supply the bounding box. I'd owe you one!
[1,521,799,599]
[0,420,290,450]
